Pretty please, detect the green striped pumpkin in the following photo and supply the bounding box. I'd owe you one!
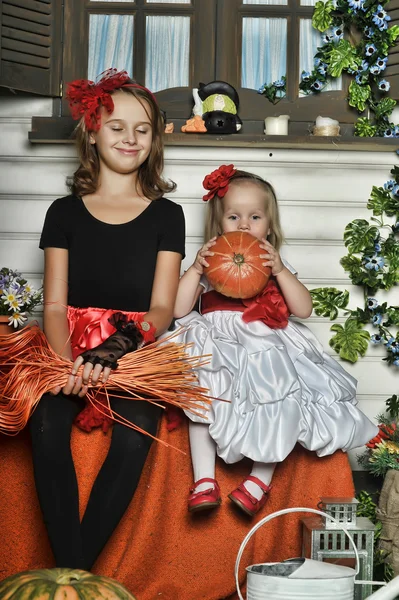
[0,568,137,600]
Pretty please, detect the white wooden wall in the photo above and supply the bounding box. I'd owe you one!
[1,96,398,469]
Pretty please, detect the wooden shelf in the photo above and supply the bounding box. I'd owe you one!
[28,117,399,152]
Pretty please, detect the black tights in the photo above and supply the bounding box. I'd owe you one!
[29,393,162,570]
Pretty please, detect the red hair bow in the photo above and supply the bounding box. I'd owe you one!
[202,164,237,202]
[66,68,156,132]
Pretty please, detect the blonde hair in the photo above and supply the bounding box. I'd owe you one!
[69,84,175,200]
[204,170,284,250]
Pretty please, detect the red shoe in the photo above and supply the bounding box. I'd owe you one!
[188,478,221,513]
[228,475,271,517]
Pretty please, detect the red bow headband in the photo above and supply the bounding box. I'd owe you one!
[66,68,157,132]
[202,164,237,202]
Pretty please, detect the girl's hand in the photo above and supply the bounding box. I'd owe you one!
[192,237,217,275]
[259,239,285,276]
[48,372,89,399]
[48,358,88,398]
[71,356,113,387]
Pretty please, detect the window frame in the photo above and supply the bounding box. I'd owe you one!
[61,0,217,119]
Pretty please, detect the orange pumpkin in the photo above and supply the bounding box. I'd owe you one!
[204,231,271,299]
[0,568,137,600]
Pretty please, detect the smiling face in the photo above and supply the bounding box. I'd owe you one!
[220,181,271,240]
[89,91,153,176]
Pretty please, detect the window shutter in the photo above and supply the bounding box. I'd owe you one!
[0,0,62,95]
[386,0,399,99]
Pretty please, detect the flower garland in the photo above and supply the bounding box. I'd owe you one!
[310,162,399,365]
[258,0,399,136]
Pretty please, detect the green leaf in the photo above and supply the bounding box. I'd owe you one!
[386,394,399,420]
[385,307,399,326]
[327,39,360,77]
[354,117,377,137]
[312,0,334,31]
[329,319,370,362]
[387,25,399,45]
[343,219,379,253]
[374,97,397,119]
[367,186,393,216]
[348,81,371,113]
[310,287,350,320]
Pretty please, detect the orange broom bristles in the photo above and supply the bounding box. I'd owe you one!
[0,324,212,448]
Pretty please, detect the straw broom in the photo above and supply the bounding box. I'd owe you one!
[0,324,212,447]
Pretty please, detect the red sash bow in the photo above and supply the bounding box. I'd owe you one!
[201,279,289,329]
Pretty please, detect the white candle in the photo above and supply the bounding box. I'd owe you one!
[264,115,290,135]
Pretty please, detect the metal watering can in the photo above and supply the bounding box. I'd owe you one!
[235,507,399,600]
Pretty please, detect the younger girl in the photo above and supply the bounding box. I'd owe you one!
[30,69,185,568]
[174,164,377,517]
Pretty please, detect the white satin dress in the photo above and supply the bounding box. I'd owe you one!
[173,262,378,465]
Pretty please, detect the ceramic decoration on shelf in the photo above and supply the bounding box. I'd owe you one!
[181,81,242,134]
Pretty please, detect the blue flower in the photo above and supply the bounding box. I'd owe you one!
[361,60,370,71]
[321,33,333,44]
[332,26,344,41]
[258,85,266,94]
[394,126,399,137]
[355,73,364,84]
[371,334,383,343]
[364,26,375,38]
[384,180,396,191]
[365,43,377,57]
[301,71,311,82]
[375,242,382,251]
[348,0,365,11]
[317,63,328,76]
[372,5,391,29]
[370,64,381,75]
[363,254,385,270]
[312,80,323,91]
[393,185,399,196]
[372,313,383,325]
[367,297,379,309]
[386,337,399,353]
[379,79,390,91]
[273,79,285,88]
[384,128,395,138]
[393,221,399,233]
[376,57,388,71]
[373,5,391,22]
[393,358,399,366]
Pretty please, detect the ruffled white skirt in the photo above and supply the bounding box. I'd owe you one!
[173,311,378,464]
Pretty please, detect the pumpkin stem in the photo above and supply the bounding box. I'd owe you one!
[56,573,82,584]
[233,253,245,265]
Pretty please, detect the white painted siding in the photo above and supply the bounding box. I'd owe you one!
[1,96,397,469]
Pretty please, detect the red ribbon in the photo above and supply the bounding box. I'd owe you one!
[67,306,143,360]
[201,279,289,329]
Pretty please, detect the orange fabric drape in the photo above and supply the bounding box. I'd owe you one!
[0,417,354,600]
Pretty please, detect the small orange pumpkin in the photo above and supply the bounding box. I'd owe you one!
[204,231,271,299]
[0,568,137,600]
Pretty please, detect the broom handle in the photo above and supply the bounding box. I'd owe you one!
[235,507,361,600]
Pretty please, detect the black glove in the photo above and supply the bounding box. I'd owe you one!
[78,312,143,370]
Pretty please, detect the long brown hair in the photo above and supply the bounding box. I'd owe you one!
[204,170,284,250]
[69,83,175,200]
